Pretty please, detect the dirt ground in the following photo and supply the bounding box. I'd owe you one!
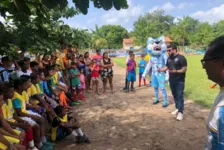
[54,64,209,150]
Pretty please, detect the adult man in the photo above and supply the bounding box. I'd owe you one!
[202,35,224,149]
[0,57,14,82]
[158,44,187,121]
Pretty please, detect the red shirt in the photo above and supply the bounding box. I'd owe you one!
[91,64,99,78]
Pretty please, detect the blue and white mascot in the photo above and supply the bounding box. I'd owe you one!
[142,36,169,107]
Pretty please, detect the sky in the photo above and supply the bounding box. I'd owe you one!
[62,0,224,31]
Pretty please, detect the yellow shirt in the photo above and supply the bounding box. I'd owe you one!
[145,54,151,62]
[1,99,16,122]
[12,92,29,114]
[27,84,40,105]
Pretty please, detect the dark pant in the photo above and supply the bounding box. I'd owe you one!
[169,81,185,113]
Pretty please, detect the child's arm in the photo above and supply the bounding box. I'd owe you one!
[0,114,18,138]
[0,133,14,149]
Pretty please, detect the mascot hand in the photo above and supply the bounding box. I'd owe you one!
[142,74,146,79]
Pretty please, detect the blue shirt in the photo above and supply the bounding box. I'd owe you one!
[139,60,147,74]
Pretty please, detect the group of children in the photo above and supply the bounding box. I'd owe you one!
[0,52,92,150]
[123,52,149,92]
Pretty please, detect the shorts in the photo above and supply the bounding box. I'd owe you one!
[56,127,69,141]
[27,107,45,115]
[20,117,37,127]
[72,84,82,90]
[151,75,166,89]
[92,77,99,81]
[127,72,136,82]
[139,73,143,78]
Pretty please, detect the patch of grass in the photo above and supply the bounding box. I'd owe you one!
[113,55,218,108]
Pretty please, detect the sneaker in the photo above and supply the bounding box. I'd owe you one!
[153,100,159,105]
[76,135,90,144]
[131,88,135,91]
[123,87,127,90]
[162,102,168,107]
[43,141,55,147]
[125,89,129,93]
[39,145,53,150]
[80,95,86,101]
[176,112,183,121]
[171,109,178,115]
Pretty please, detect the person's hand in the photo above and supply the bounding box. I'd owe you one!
[34,106,41,113]
[157,68,162,73]
[169,70,176,73]
[8,143,17,150]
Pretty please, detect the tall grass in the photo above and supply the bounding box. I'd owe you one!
[113,55,218,107]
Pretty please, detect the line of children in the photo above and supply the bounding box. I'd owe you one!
[0,52,91,149]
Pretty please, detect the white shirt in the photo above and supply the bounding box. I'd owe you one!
[16,70,32,77]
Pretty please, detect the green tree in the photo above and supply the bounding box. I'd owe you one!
[213,20,224,37]
[168,16,200,50]
[190,22,214,49]
[133,10,174,46]
[0,0,128,56]
[91,25,128,49]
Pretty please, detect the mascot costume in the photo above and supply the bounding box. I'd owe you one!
[142,36,169,107]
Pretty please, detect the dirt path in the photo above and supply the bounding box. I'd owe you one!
[55,64,209,150]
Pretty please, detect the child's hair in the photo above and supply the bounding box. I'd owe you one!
[14,78,27,89]
[30,61,39,68]
[17,60,25,68]
[71,61,77,66]
[92,58,96,62]
[24,57,30,62]
[54,106,64,115]
[141,54,145,57]
[0,82,13,93]
[30,73,39,82]
[129,51,133,55]
[84,52,89,58]
[130,53,135,57]
[38,69,44,75]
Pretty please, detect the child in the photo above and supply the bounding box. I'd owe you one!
[38,70,58,109]
[51,106,90,143]
[123,51,134,90]
[138,55,147,87]
[125,53,136,92]
[0,90,26,150]
[79,69,86,90]
[12,77,54,149]
[0,82,38,150]
[90,59,100,95]
[70,62,86,101]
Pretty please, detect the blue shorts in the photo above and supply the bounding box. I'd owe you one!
[127,72,136,82]
[56,127,69,141]
[139,73,143,78]
[27,107,45,115]
[151,75,165,89]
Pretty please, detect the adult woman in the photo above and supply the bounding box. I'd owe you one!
[39,54,50,69]
[101,52,114,94]
[84,52,92,92]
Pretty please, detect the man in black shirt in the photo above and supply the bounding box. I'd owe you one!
[158,44,187,121]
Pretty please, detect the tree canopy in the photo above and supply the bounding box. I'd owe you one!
[133,10,223,50]
[0,0,128,58]
[91,25,128,49]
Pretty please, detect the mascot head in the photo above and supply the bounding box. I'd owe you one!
[146,36,167,56]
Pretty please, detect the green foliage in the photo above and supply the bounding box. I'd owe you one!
[0,0,128,57]
[133,10,174,46]
[91,25,128,49]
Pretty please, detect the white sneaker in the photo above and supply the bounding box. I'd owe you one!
[176,112,183,121]
[171,109,178,115]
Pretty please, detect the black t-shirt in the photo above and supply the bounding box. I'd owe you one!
[52,116,73,128]
[166,54,187,82]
